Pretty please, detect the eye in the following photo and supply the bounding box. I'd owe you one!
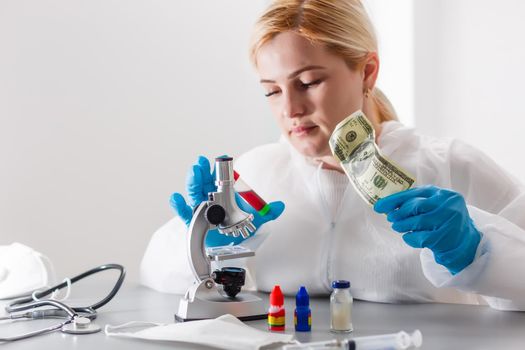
[264,90,280,97]
[300,79,322,90]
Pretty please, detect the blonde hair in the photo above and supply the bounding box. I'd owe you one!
[249,0,397,122]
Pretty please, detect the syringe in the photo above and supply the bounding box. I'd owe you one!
[233,170,271,216]
[282,329,422,350]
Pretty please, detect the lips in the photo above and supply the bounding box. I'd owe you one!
[291,125,318,136]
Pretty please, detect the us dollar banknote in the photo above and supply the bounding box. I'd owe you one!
[329,110,415,205]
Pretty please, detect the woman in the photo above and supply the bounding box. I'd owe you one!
[141,0,525,310]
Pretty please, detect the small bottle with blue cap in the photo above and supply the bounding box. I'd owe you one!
[294,286,311,332]
[330,280,353,333]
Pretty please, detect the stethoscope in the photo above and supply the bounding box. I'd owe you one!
[0,263,125,342]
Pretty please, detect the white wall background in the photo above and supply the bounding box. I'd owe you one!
[414,0,525,181]
[0,0,275,282]
[1,1,524,283]
[365,0,414,126]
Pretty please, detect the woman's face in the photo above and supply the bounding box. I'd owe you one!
[256,31,368,158]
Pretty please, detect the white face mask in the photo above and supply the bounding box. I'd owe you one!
[105,314,294,350]
[0,242,54,300]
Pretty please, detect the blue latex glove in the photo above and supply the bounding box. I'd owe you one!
[374,185,481,275]
[170,155,285,247]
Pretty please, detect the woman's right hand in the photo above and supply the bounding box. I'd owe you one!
[170,155,217,226]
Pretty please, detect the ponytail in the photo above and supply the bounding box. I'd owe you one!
[372,87,398,122]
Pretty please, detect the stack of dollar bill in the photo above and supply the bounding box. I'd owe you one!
[329,110,415,206]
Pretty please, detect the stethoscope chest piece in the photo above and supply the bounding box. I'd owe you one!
[61,316,101,335]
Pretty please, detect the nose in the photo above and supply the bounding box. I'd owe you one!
[281,90,306,119]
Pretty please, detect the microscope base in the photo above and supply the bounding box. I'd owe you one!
[175,279,267,322]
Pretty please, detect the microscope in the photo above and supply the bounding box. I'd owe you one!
[175,157,268,322]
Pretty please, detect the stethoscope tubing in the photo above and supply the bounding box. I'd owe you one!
[1,320,68,342]
[0,263,125,342]
[7,263,125,316]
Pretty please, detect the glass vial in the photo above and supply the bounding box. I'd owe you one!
[330,280,353,333]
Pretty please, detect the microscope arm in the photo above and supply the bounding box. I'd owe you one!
[186,157,255,284]
[187,202,212,282]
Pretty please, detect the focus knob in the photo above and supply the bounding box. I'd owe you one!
[205,204,226,225]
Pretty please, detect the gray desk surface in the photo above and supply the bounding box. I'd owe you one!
[2,280,525,349]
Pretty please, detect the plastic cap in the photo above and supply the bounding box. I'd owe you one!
[270,285,284,306]
[332,280,350,289]
[295,286,310,307]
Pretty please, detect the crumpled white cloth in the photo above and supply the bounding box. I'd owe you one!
[105,313,294,350]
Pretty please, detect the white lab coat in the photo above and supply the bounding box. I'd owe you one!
[140,121,525,311]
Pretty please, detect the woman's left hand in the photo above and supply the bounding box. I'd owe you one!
[374,185,482,275]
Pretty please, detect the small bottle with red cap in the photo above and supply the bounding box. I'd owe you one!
[268,285,285,331]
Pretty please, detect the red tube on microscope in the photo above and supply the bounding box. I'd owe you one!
[233,170,271,216]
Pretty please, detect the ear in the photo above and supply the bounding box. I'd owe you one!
[361,52,379,91]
